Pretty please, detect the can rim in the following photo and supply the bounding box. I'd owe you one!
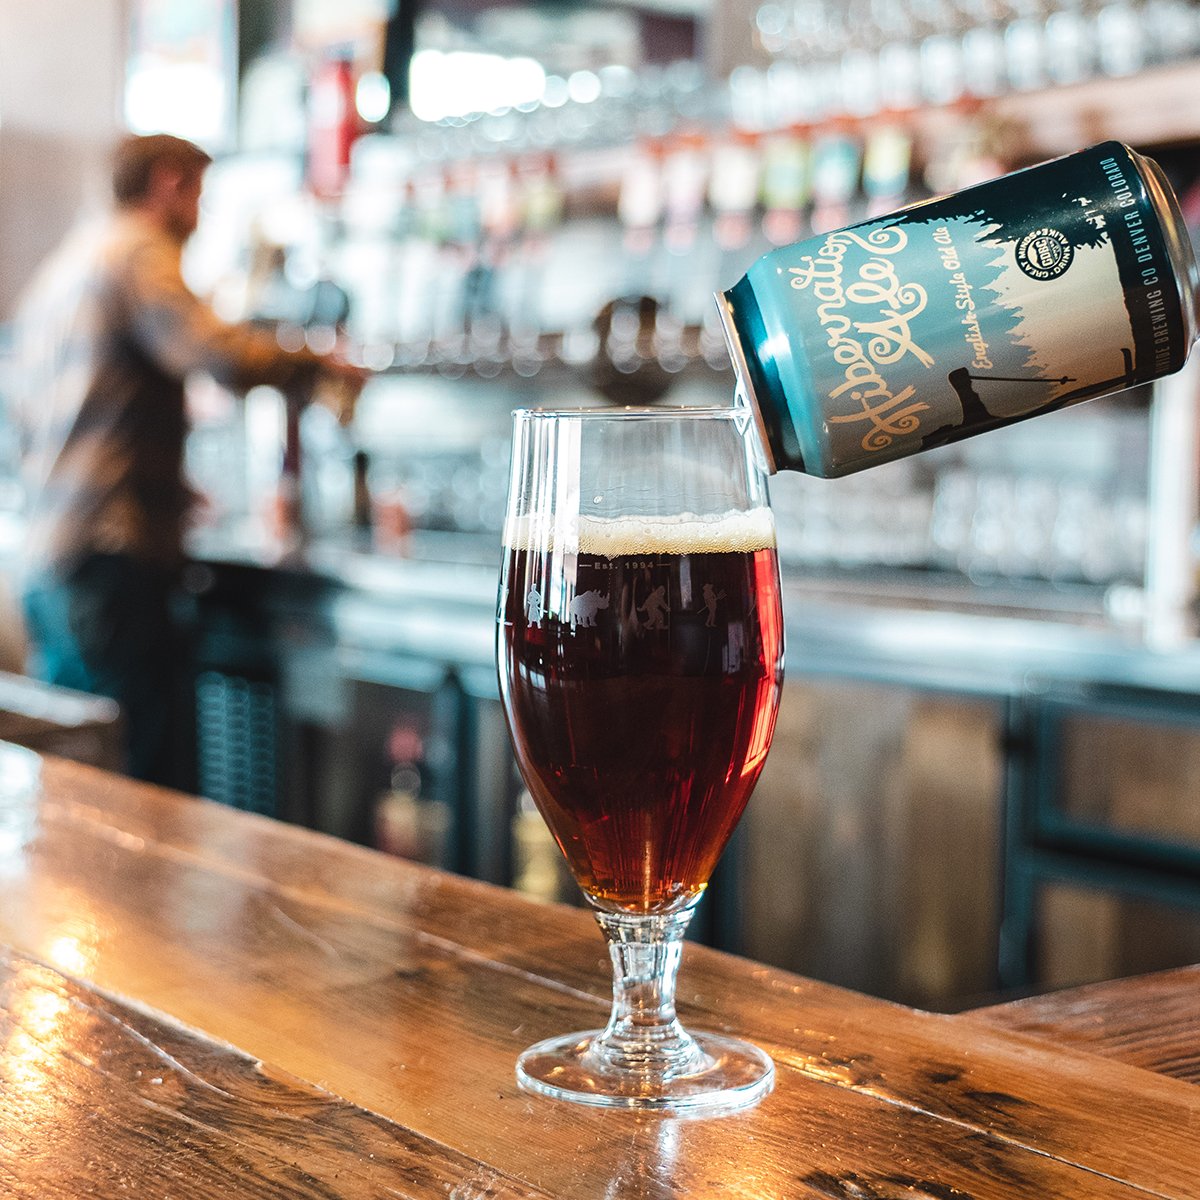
[509,405,740,420]
[713,291,778,474]
[1132,147,1200,350]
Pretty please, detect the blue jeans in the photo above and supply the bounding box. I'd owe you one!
[22,554,182,785]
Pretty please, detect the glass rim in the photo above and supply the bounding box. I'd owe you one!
[511,405,741,422]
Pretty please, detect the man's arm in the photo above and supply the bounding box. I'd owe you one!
[120,230,324,394]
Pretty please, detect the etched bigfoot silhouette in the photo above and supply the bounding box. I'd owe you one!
[700,584,725,628]
[570,589,609,628]
[639,586,670,630]
[525,587,544,627]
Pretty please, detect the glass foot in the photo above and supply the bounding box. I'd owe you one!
[516,1029,774,1114]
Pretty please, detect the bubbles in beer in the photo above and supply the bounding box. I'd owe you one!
[504,507,776,556]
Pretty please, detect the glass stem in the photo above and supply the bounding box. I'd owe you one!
[588,909,708,1078]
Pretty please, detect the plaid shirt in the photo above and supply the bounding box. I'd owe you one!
[13,209,319,574]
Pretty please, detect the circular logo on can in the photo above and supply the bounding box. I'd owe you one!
[1016,228,1074,280]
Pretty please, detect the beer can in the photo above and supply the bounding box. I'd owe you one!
[716,142,1198,476]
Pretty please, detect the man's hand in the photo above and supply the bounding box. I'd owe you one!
[315,355,368,426]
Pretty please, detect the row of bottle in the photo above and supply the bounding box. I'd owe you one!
[329,121,953,374]
[372,3,1195,159]
[750,0,1200,118]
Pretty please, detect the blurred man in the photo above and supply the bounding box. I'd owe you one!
[13,133,363,784]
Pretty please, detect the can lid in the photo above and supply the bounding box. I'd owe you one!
[713,290,779,474]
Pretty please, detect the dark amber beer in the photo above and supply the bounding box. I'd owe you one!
[500,510,784,913]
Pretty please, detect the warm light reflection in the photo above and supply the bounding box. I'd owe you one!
[602,1115,682,1199]
[46,933,93,978]
[39,909,101,981]
[2,978,71,1095]
[789,1050,863,1087]
[744,546,785,770]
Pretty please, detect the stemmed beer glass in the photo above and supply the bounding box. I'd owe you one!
[497,406,785,1112]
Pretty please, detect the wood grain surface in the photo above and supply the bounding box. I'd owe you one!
[0,951,550,1199]
[1,747,1198,1198]
[967,965,1200,1083]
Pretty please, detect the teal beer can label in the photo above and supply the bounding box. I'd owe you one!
[718,142,1198,476]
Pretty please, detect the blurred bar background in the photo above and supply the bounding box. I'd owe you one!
[4,0,1200,1011]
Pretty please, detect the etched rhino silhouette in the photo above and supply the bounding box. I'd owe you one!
[570,590,610,628]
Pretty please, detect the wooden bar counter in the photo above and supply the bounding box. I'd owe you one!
[1,745,1199,1198]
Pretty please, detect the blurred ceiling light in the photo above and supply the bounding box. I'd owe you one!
[409,50,546,122]
[125,61,228,144]
[598,64,636,97]
[541,75,570,108]
[567,70,602,104]
[356,71,391,123]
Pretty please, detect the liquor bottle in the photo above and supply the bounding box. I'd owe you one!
[717,142,1198,477]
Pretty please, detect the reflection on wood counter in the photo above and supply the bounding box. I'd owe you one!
[1,744,1199,1197]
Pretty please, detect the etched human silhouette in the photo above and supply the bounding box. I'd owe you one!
[700,583,726,628]
[639,585,670,630]
[570,589,609,628]
[922,364,1082,451]
[525,587,544,627]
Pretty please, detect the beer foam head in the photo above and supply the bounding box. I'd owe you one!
[506,508,776,556]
